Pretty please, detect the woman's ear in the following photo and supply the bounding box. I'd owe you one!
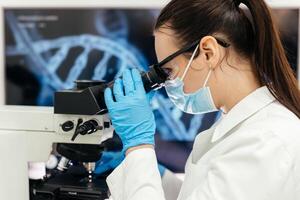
[199,36,221,69]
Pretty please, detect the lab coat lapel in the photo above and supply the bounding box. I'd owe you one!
[211,86,276,143]
[191,87,276,164]
[191,120,221,164]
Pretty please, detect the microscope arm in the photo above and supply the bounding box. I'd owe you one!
[0,105,114,200]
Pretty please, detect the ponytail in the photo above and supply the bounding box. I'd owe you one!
[238,0,300,118]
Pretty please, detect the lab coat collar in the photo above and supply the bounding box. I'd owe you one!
[211,86,276,143]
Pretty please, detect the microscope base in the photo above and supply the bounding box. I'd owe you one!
[30,167,109,200]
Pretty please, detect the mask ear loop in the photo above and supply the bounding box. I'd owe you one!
[202,64,213,87]
[180,44,200,81]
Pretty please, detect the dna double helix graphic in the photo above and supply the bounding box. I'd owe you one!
[5,10,214,141]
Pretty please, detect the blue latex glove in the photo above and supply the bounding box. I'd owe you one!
[95,151,166,177]
[104,68,156,152]
[158,164,166,177]
[94,152,124,175]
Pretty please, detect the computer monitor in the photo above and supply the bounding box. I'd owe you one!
[1,1,299,172]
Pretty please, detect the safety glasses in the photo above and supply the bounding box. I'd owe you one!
[154,37,230,80]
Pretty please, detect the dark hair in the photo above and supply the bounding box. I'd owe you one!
[155,0,300,118]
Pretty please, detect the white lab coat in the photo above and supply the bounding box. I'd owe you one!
[106,86,300,200]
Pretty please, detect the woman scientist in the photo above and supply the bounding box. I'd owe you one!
[102,0,300,199]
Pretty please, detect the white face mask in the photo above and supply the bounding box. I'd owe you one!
[164,45,218,115]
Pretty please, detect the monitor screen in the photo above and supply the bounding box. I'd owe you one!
[4,8,299,172]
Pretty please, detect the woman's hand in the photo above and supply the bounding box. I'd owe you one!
[104,68,156,154]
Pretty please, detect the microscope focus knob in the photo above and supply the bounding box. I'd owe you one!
[62,121,74,132]
[71,119,102,141]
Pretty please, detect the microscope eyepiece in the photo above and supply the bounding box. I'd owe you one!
[106,64,169,93]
